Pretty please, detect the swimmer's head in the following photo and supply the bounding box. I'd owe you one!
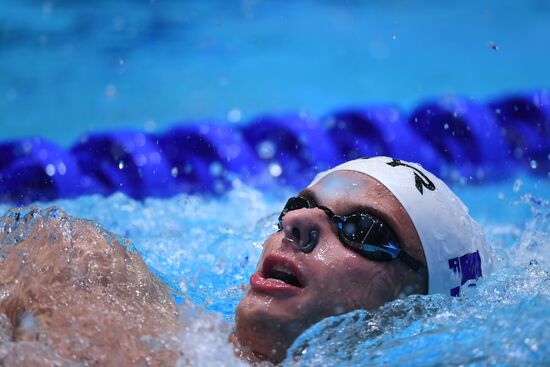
[235,156,492,363]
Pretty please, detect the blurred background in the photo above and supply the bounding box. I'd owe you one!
[2,0,550,146]
[1,3,549,366]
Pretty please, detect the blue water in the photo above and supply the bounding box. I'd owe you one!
[1,175,548,365]
[2,0,550,365]
[1,1,550,145]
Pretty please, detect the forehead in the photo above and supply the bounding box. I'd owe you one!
[302,170,399,215]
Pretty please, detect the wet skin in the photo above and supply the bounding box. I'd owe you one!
[235,171,428,363]
[0,208,179,366]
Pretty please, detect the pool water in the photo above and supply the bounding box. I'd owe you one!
[1,174,548,366]
[2,1,550,146]
[2,0,550,365]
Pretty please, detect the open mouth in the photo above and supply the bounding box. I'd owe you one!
[261,256,304,288]
[265,263,302,287]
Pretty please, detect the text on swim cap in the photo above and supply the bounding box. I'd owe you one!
[448,250,483,297]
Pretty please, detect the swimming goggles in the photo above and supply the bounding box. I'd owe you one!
[277,196,426,272]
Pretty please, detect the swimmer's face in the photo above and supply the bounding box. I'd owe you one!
[235,171,427,363]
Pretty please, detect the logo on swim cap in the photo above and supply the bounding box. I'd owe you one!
[386,158,436,195]
[448,250,483,297]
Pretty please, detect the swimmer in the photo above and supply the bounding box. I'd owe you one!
[0,156,492,365]
[234,157,493,363]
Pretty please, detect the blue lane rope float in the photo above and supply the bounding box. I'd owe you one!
[488,90,550,174]
[71,131,172,199]
[0,91,548,204]
[160,122,264,194]
[242,113,340,188]
[322,105,441,174]
[0,138,82,203]
[409,97,510,181]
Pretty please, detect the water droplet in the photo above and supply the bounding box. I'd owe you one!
[135,154,147,167]
[232,178,242,189]
[38,149,48,160]
[118,161,125,170]
[57,162,67,175]
[171,167,178,177]
[530,160,538,169]
[134,133,146,147]
[444,123,449,130]
[227,108,242,122]
[45,164,56,176]
[0,290,10,300]
[513,179,523,192]
[269,163,282,177]
[105,84,117,98]
[209,162,223,177]
[149,152,161,164]
[144,119,157,132]
[257,140,276,159]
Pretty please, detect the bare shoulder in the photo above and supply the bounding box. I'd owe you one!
[0,207,179,366]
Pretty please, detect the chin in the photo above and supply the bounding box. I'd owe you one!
[235,291,309,363]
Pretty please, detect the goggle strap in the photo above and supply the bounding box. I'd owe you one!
[397,250,426,273]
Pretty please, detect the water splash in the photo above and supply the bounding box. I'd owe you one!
[0,207,179,366]
[284,263,550,366]
[512,195,550,268]
[176,300,247,367]
[0,177,548,366]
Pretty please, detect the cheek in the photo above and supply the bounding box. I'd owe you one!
[311,244,368,296]
[312,236,356,264]
[311,247,397,311]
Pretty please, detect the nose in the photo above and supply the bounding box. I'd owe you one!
[280,208,322,253]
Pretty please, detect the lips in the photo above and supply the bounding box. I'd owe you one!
[249,254,305,296]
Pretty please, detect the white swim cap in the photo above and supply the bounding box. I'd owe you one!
[309,156,493,296]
